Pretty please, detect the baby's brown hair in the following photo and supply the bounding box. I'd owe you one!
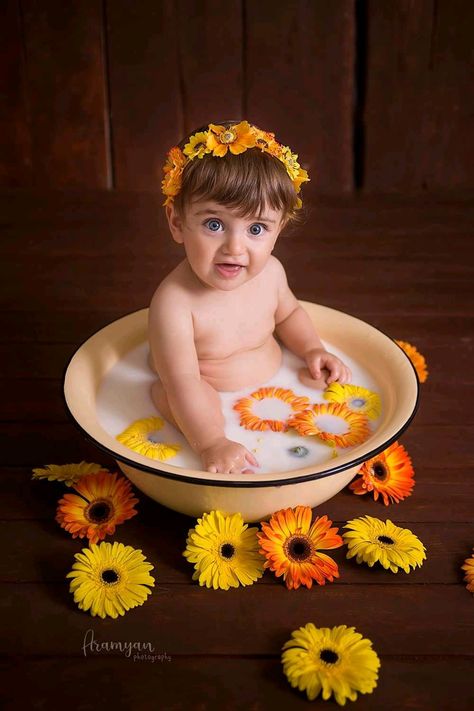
[172,120,306,228]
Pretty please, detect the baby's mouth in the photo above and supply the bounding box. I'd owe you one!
[215,263,245,276]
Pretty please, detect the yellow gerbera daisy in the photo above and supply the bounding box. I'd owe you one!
[32,461,108,487]
[288,402,371,448]
[66,541,155,619]
[207,120,256,156]
[282,622,380,704]
[349,441,415,505]
[233,386,310,432]
[257,507,343,590]
[461,549,474,593]
[183,510,264,590]
[183,131,211,159]
[395,340,428,382]
[343,516,426,574]
[324,383,381,421]
[116,416,181,461]
[56,470,138,544]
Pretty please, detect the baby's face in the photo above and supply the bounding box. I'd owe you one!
[166,199,286,291]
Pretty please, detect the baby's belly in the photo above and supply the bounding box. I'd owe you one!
[198,336,282,392]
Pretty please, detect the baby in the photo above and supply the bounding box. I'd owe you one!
[148,120,352,474]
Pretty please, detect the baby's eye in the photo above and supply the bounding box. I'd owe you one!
[204,218,223,232]
[249,223,266,236]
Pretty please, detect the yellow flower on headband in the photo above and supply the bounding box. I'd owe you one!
[207,120,257,156]
[183,131,210,160]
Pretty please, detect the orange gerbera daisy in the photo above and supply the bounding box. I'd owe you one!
[207,120,256,156]
[257,506,343,590]
[233,387,310,432]
[56,470,138,544]
[288,402,371,448]
[349,441,415,505]
[395,340,428,382]
[461,549,474,593]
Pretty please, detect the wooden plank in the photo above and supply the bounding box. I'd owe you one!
[246,0,355,194]
[0,0,31,185]
[2,465,473,523]
[1,656,473,711]
[1,583,473,656]
[363,0,474,191]
[20,0,109,187]
[0,516,471,585]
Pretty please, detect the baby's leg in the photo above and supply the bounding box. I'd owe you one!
[151,380,179,428]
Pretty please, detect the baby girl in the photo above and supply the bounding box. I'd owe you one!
[148,120,351,474]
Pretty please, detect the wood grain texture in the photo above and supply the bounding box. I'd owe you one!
[19,0,109,187]
[363,0,474,192]
[246,0,355,195]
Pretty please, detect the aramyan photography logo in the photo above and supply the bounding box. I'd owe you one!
[82,628,172,663]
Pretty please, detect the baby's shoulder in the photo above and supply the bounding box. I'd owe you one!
[149,262,192,318]
[266,255,288,285]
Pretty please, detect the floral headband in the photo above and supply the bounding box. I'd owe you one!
[161,120,310,209]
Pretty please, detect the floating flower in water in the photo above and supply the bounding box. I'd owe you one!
[32,461,108,487]
[343,515,426,573]
[183,510,264,590]
[116,416,181,461]
[288,446,309,458]
[66,541,155,619]
[324,383,381,421]
[349,441,415,505]
[288,402,371,448]
[395,340,428,382]
[282,622,381,704]
[257,506,343,590]
[56,470,138,544]
[233,386,310,432]
[461,549,474,594]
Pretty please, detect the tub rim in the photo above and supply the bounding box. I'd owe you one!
[62,306,420,488]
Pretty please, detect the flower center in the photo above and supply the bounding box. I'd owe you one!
[288,446,309,458]
[220,543,235,559]
[372,461,387,481]
[319,649,339,664]
[220,129,237,144]
[350,397,366,408]
[285,535,312,561]
[378,535,394,545]
[101,568,119,585]
[85,499,113,524]
[147,430,163,444]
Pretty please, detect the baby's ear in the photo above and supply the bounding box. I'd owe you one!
[166,204,185,244]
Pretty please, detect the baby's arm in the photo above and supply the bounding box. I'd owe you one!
[272,259,351,385]
[148,286,258,474]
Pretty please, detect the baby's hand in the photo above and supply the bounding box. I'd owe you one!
[200,437,259,474]
[305,348,352,385]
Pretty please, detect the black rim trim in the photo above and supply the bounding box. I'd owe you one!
[61,308,420,489]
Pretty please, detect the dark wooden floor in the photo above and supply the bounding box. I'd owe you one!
[1,191,473,710]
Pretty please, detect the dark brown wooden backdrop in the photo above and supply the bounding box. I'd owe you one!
[2,0,473,194]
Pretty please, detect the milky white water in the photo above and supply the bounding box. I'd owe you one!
[96,342,382,474]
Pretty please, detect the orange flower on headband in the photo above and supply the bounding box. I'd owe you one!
[207,120,257,156]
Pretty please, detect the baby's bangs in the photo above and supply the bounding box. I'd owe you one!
[176,150,299,220]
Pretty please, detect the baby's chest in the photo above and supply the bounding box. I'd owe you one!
[192,297,277,357]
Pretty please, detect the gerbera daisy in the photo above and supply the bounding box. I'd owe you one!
[343,516,426,574]
[183,510,264,590]
[183,131,211,159]
[282,622,380,704]
[116,416,181,461]
[461,549,474,593]
[324,383,381,421]
[257,506,343,590]
[32,461,108,487]
[349,441,415,505]
[395,339,428,382]
[66,541,155,619]
[56,470,138,544]
[233,386,310,432]
[207,120,256,156]
[288,402,371,448]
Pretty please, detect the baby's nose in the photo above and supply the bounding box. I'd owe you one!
[223,231,245,254]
